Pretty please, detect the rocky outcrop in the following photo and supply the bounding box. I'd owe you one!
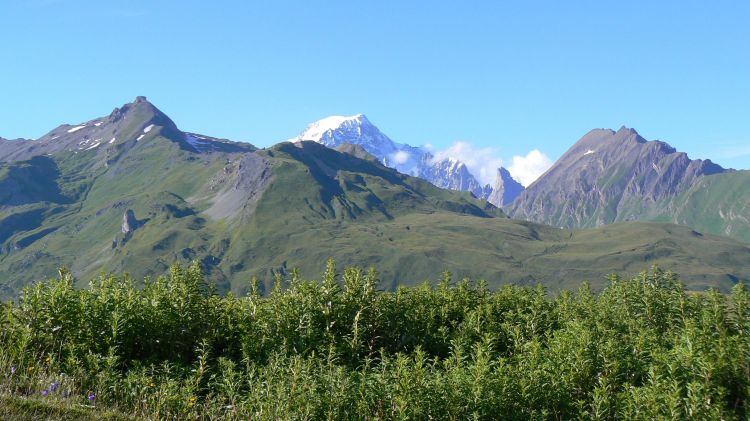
[488,167,524,207]
[122,209,140,234]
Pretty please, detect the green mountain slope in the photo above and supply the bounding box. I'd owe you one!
[0,99,749,298]
[648,171,750,242]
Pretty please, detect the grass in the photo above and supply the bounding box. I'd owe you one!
[2,135,750,299]
[0,395,134,421]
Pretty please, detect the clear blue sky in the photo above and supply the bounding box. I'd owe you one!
[2,0,749,172]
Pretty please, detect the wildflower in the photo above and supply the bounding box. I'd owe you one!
[41,389,49,397]
[27,366,34,372]
[45,355,52,364]
[188,396,197,407]
[149,382,155,388]
[88,393,96,401]
[10,366,16,374]
[50,382,60,392]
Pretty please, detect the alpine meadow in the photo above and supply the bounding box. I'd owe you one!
[2,1,750,419]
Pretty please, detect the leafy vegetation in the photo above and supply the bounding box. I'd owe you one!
[0,261,748,419]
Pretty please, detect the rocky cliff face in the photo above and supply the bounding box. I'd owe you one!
[508,127,726,228]
[418,157,486,197]
[488,167,524,206]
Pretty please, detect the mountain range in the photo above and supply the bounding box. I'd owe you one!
[289,114,523,205]
[300,115,750,245]
[0,97,748,299]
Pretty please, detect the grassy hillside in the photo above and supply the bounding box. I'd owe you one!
[1,131,750,298]
[649,171,750,242]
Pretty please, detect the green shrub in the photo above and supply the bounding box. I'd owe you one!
[0,262,746,419]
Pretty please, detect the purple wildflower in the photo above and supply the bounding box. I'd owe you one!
[41,389,49,397]
[50,382,59,392]
[88,393,96,401]
[10,366,16,374]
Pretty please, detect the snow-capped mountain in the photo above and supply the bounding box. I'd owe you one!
[290,114,425,176]
[290,114,505,200]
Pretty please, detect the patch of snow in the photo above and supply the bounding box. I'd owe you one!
[67,125,87,133]
[109,137,116,144]
[143,124,155,133]
[293,114,366,142]
[137,134,145,141]
[50,135,59,140]
[84,141,101,150]
[584,149,595,156]
[94,121,103,127]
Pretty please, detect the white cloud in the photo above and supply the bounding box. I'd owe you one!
[433,142,503,186]
[507,149,553,187]
[390,150,411,165]
[430,141,553,188]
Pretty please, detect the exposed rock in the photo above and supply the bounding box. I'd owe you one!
[202,153,274,221]
[508,127,727,228]
[122,209,139,234]
[488,167,525,206]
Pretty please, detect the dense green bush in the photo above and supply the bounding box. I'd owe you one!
[0,261,747,419]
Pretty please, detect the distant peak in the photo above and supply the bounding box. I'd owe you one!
[616,126,639,136]
[103,96,179,136]
[312,113,368,128]
[294,113,372,143]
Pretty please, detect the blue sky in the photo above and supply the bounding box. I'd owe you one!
[1,0,749,183]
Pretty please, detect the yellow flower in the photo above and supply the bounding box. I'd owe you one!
[27,366,34,372]
[188,396,197,407]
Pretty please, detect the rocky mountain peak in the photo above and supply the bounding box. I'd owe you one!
[487,167,525,206]
[292,113,392,154]
[105,96,178,131]
[509,127,729,228]
[1,97,256,164]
